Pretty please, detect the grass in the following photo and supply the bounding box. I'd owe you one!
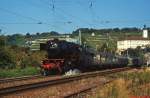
[96,79,130,98]
[0,67,40,78]
[94,70,150,98]
[115,71,150,86]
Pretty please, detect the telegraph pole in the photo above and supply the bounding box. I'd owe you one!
[79,30,82,45]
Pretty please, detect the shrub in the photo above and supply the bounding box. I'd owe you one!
[0,48,15,69]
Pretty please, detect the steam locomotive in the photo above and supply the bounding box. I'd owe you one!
[40,39,130,76]
[40,39,94,75]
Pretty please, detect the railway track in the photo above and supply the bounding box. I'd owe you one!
[0,74,61,90]
[63,80,113,98]
[0,75,42,83]
[0,67,131,97]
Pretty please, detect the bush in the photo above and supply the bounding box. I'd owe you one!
[0,45,46,69]
[0,48,15,69]
[19,51,46,68]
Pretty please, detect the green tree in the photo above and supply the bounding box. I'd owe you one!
[98,40,116,53]
[0,36,5,47]
[7,34,25,46]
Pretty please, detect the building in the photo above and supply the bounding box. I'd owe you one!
[117,27,150,53]
[117,36,150,52]
[91,32,95,36]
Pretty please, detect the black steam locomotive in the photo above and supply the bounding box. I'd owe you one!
[40,39,92,75]
[40,39,129,75]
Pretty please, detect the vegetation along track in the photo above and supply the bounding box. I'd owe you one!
[0,67,131,96]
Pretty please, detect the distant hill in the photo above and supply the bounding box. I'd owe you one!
[2,27,150,49]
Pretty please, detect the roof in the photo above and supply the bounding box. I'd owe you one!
[118,36,150,41]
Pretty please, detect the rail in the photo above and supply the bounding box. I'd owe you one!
[0,75,42,83]
[0,67,131,96]
[63,80,113,98]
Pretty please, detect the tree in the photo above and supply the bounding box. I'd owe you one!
[36,32,40,36]
[50,31,59,35]
[25,33,32,39]
[113,28,120,32]
[7,34,25,46]
[98,40,116,53]
[0,36,6,47]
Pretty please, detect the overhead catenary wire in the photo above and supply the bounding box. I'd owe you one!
[0,25,7,34]
[0,5,68,32]
[1,5,149,26]
[50,5,93,27]
[0,25,6,29]
[38,0,74,32]
[39,0,150,26]
[23,0,70,24]
[0,22,42,25]
[23,0,74,33]
[0,21,72,25]
[38,0,150,31]
[0,6,53,32]
[51,0,55,11]
[96,20,150,24]
[0,7,41,22]
[89,0,96,28]
[0,0,150,34]
[0,5,59,26]
[39,0,93,27]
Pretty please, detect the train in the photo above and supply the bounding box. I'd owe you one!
[39,39,141,76]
